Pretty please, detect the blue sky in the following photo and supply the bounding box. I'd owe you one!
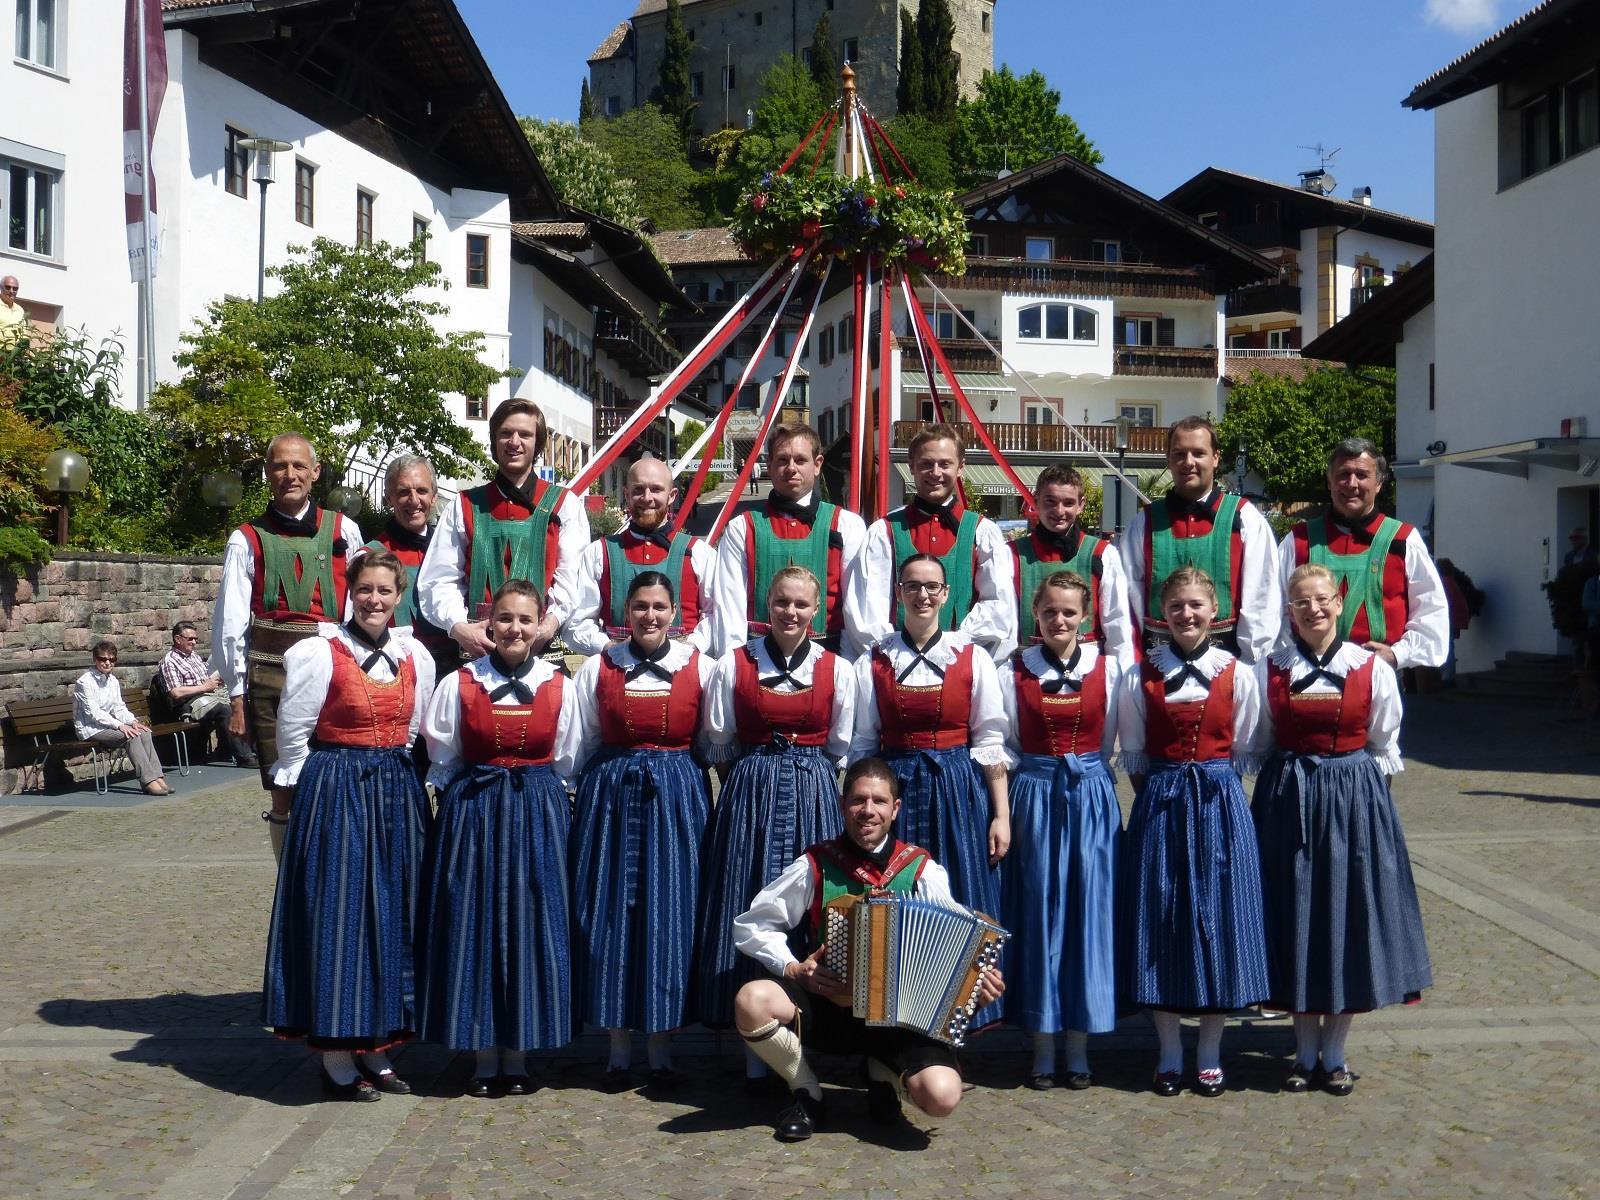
[458,0,1522,221]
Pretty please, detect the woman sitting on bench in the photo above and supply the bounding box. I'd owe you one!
[72,640,171,796]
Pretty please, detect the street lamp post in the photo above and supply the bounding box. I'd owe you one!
[235,138,293,302]
[1111,414,1135,536]
[43,449,91,547]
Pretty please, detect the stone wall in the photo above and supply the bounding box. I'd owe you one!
[0,553,223,793]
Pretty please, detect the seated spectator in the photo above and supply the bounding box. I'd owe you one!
[158,621,256,765]
[73,641,171,795]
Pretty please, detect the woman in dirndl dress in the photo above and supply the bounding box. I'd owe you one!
[418,578,576,1098]
[262,550,437,1101]
[1000,570,1123,1091]
[1252,562,1431,1097]
[557,569,714,1090]
[692,566,855,1075]
[1117,565,1268,1099]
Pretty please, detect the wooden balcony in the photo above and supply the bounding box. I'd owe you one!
[1113,345,1218,378]
[895,336,1001,373]
[926,256,1216,301]
[595,313,679,377]
[891,420,1169,457]
[595,405,671,460]
[1226,281,1301,319]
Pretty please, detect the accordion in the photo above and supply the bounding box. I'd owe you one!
[821,893,1007,1046]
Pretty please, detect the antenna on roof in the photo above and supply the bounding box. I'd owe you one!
[1296,144,1340,195]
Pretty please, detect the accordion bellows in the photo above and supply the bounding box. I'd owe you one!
[822,893,1008,1046]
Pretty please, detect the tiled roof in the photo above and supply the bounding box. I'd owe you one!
[515,220,591,244]
[650,226,747,266]
[588,20,631,63]
[1221,355,1318,386]
[1405,0,1593,109]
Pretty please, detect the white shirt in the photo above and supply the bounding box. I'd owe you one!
[1120,491,1281,665]
[553,639,717,782]
[212,503,364,698]
[847,501,1018,663]
[701,639,857,765]
[732,840,959,976]
[849,630,1011,768]
[1276,522,1449,671]
[1252,641,1404,775]
[999,643,1123,761]
[709,489,869,660]
[73,669,135,738]
[421,655,577,788]
[563,529,720,656]
[1115,643,1261,777]
[270,623,437,787]
[415,480,590,633]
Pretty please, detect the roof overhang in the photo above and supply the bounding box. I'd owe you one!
[511,233,641,319]
[1419,437,1600,478]
[1301,254,1434,368]
[1162,167,1435,247]
[1405,0,1600,110]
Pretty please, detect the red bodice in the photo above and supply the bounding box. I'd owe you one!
[312,640,417,748]
[1140,658,1237,763]
[458,669,564,766]
[732,646,835,747]
[871,643,975,751]
[1013,653,1109,757]
[595,650,704,750]
[1265,656,1375,756]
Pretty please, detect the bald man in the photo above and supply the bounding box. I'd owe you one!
[0,276,27,345]
[563,455,719,655]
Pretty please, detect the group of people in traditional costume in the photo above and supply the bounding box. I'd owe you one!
[228,397,1442,1137]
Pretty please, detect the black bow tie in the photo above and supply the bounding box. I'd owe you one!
[758,635,812,688]
[494,471,540,513]
[487,652,536,702]
[1039,645,1083,694]
[767,494,817,528]
[1163,645,1211,695]
[1327,507,1380,541]
[1165,491,1217,523]
[912,497,962,533]
[1290,638,1347,693]
[624,639,675,684]
[264,505,319,539]
[344,622,396,674]
[1036,524,1083,557]
[384,518,430,553]
[896,630,946,682]
[628,525,674,553]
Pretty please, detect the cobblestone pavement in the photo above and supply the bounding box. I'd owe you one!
[1,696,1596,1199]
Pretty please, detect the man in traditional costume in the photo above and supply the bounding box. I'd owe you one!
[363,455,458,679]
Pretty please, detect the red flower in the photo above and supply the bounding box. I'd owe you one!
[864,195,877,208]
[752,193,769,211]
[800,218,822,240]
[894,186,906,199]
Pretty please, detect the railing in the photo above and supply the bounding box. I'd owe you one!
[595,313,679,377]
[926,256,1216,300]
[1226,347,1302,359]
[896,336,1001,374]
[1211,221,1297,253]
[594,404,671,460]
[1349,283,1387,311]
[891,420,1169,456]
[1113,345,1218,378]
[1225,281,1302,318]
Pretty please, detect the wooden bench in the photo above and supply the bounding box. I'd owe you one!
[6,689,202,795]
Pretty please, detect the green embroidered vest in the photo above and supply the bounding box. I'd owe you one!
[816,846,925,907]
[464,481,563,613]
[750,503,837,637]
[254,510,338,618]
[604,532,692,632]
[1148,493,1242,623]
[1015,529,1103,643]
[889,507,979,630]
[363,536,423,627]
[1306,514,1403,644]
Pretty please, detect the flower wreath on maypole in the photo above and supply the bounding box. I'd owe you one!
[565,64,1039,531]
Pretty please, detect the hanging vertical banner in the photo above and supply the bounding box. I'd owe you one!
[123,0,168,283]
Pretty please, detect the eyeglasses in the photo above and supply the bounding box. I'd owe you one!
[1288,596,1338,612]
[94,656,117,664]
[897,580,947,596]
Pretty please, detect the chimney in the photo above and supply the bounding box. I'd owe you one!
[1352,186,1373,206]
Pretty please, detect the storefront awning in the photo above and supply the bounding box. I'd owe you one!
[1418,437,1600,478]
[903,372,1016,394]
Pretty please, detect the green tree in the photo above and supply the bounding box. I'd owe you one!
[585,105,706,229]
[1217,366,1395,504]
[520,116,639,226]
[952,66,1102,190]
[655,0,695,141]
[579,78,601,123]
[896,7,925,116]
[917,0,959,120]
[880,112,955,191]
[809,13,839,100]
[733,56,826,187]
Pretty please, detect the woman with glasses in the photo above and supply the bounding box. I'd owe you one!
[73,641,171,795]
[850,553,1009,936]
[1251,563,1430,1097]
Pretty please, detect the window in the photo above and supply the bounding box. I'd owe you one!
[931,307,974,338]
[411,215,429,264]
[465,393,487,421]
[355,189,375,247]
[838,314,854,350]
[294,160,315,225]
[753,11,762,25]
[466,233,489,287]
[969,232,988,257]
[1119,404,1158,427]
[681,280,708,303]
[605,95,623,117]
[1025,400,1061,426]
[842,37,859,62]
[801,48,813,68]
[1428,362,1436,411]
[4,159,59,258]
[736,383,761,410]
[722,64,736,91]
[690,72,704,99]
[1091,239,1120,263]
[225,127,249,198]
[1266,328,1293,350]
[1122,317,1155,346]
[981,11,990,32]
[1512,67,1600,180]
[1024,237,1053,261]
[819,408,834,445]
[1017,302,1096,343]
[1197,210,1220,230]
[15,0,59,70]
[818,325,835,365]
[1227,332,1249,349]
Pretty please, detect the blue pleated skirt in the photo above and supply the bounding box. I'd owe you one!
[691,740,843,1028]
[1120,757,1269,1012]
[262,745,431,1049]
[569,747,710,1033]
[418,761,573,1051]
[1002,752,1122,1034]
[1252,750,1432,1013]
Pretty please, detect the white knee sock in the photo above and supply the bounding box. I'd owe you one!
[1196,1015,1225,1074]
[474,1048,498,1079]
[1031,1032,1056,1076]
[358,1049,394,1076]
[1292,1014,1320,1068]
[323,1050,358,1085]
[739,1018,821,1101]
[607,1028,631,1070]
[501,1048,527,1077]
[646,1032,672,1071]
[1063,1029,1090,1076]
[744,1042,769,1079]
[1151,1011,1183,1075]
[1321,1013,1354,1069]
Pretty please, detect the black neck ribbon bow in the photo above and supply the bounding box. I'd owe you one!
[487,651,536,702]
[625,639,675,684]
[1040,644,1084,694]
[759,634,813,689]
[384,518,430,553]
[911,496,961,533]
[767,493,817,527]
[1290,637,1347,694]
[1164,642,1211,695]
[896,629,946,683]
[344,622,397,674]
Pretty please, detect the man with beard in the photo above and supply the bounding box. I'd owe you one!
[418,399,590,659]
[564,454,718,654]
[363,456,459,678]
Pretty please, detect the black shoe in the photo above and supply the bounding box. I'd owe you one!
[1025,1072,1056,1091]
[646,1066,683,1092]
[600,1066,633,1093]
[1062,1071,1092,1091]
[1321,1065,1356,1096]
[357,1061,411,1095]
[501,1074,535,1096]
[775,1090,825,1142]
[1151,1069,1183,1097]
[1194,1068,1227,1098]
[321,1068,380,1103]
[464,1075,496,1099]
[233,754,259,768]
[866,1079,904,1124]
[1283,1062,1317,1093]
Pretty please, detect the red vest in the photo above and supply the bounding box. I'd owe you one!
[739,504,848,638]
[732,646,835,747]
[871,642,975,751]
[1265,656,1375,756]
[595,650,704,750]
[458,669,564,766]
[1288,514,1415,646]
[1013,652,1109,757]
[312,640,417,748]
[1139,658,1237,763]
[240,510,348,622]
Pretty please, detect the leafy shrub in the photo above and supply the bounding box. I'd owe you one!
[0,523,54,568]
